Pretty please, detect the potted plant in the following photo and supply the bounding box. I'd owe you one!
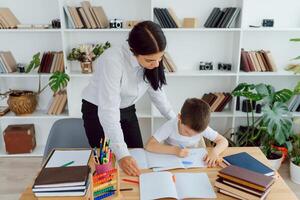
[261,138,283,170]
[67,41,111,73]
[0,52,70,115]
[290,134,300,184]
[231,82,300,165]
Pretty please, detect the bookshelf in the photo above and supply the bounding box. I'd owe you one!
[0,0,300,157]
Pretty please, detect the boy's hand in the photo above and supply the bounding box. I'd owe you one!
[203,150,221,168]
[176,147,189,158]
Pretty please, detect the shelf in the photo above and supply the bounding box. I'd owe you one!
[238,71,299,77]
[63,28,131,32]
[0,73,52,78]
[166,70,237,77]
[153,110,234,118]
[0,29,61,33]
[235,111,300,117]
[69,72,92,78]
[0,145,44,157]
[1,110,70,119]
[243,28,300,32]
[162,28,241,32]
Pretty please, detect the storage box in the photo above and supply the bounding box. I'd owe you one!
[3,124,36,154]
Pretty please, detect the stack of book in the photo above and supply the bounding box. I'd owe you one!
[63,1,109,29]
[32,149,92,197]
[0,7,20,29]
[240,49,277,72]
[162,52,176,73]
[215,165,275,200]
[38,51,65,73]
[288,95,300,112]
[153,7,180,28]
[0,51,17,73]
[47,90,68,115]
[204,7,241,28]
[202,92,232,112]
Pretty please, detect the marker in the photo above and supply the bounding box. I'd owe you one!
[182,161,193,165]
[61,160,74,167]
[122,178,139,184]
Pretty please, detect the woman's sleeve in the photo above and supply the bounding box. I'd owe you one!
[147,86,176,120]
[96,58,129,161]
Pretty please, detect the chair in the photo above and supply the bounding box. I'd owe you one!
[42,118,90,163]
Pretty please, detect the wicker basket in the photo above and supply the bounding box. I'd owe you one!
[7,90,38,115]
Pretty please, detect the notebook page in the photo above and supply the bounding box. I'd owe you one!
[180,148,207,168]
[139,172,178,200]
[175,173,216,199]
[129,149,148,169]
[45,150,91,168]
[145,151,184,169]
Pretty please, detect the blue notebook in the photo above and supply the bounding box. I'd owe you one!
[223,152,274,176]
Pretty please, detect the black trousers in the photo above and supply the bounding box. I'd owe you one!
[81,99,143,148]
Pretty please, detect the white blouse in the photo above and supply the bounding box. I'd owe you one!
[82,43,176,160]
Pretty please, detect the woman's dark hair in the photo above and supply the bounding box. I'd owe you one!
[128,21,167,91]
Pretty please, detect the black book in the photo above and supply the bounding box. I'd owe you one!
[153,8,166,28]
[157,8,171,28]
[217,8,230,28]
[226,7,240,28]
[163,8,178,28]
[221,7,235,28]
[204,7,220,28]
[210,9,224,28]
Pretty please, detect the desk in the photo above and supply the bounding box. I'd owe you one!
[20,147,298,200]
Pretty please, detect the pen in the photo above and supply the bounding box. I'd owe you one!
[182,161,193,165]
[179,144,185,149]
[108,188,133,192]
[122,178,139,184]
[93,148,100,164]
[61,160,74,167]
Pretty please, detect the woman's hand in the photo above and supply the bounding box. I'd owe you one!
[118,156,141,176]
[203,150,221,168]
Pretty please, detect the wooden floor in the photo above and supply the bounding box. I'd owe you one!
[0,157,299,200]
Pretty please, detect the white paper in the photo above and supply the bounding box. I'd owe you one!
[129,149,148,168]
[45,150,91,168]
[175,173,216,199]
[146,151,184,169]
[180,148,207,168]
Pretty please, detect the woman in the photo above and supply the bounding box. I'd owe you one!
[81,21,176,176]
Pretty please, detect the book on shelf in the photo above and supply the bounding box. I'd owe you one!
[0,51,17,73]
[47,90,68,115]
[288,95,300,112]
[240,49,277,72]
[215,165,275,200]
[0,7,20,29]
[140,172,216,200]
[153,7,178,28]
[162,52,176,72]
[129,148,207,170]
[38,51,64,73]
[201,92,232,112]
[204,7,240,28]
[63,1,109,29]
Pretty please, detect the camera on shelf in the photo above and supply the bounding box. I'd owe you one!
[51,18,61,29]
[199,62,213,70]
[218,63,232,71]
[262,19,274,27]
[109,19,123,29]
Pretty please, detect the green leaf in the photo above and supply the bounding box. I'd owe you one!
[25,52,41,73]
[292,56,300,60]
[49,72,70,93]
[290,38,300,42]
[274,89,293,103]
[294,81,300,94]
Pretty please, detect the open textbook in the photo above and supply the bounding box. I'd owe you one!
[129,148,207,170]
[140,172,216,200]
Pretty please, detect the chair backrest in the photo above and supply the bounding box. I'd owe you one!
[42,118,90,163]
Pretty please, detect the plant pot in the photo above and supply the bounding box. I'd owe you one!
[7,90,38,115]
[267,155,283,170]
[272,145,288,162]
[80,61,93,74]
[290,158,300,184]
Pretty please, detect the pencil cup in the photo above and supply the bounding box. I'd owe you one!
[95,161,113,174]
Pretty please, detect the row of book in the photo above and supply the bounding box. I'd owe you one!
[202,92,232,112]
[215,165,274,200]
[241,49,277,72]
[47,90,68,115]
[0,7,20,29]
[204,7,241,28]
[0,51,17,73]
[162,52,176,73]
[153,8,180,28]
[64,1,109,29]
[288,95,300,112]
[38,51,65,73]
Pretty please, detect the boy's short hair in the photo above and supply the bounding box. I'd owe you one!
[180,98,211,132]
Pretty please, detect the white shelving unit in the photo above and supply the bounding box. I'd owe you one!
[1,0,300,157]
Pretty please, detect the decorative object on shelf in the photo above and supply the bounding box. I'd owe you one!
[51,18,61,29]
[0,53,70,115]
[16,63,26,73]
[255,103,262,113]
[204,7,241,28]
[236,96,240,111]
[3,124,36,154]
[67,41,111,73]
[241,99,255,113]
[199,62,213,70]
[218,63,232,71]
[109,19,123,28]
[286,38,300,75]
[262,19,274,27]
[125,20,139,29]
[182,18,198,28]
[0,106,10,116]
[249,25,261,28]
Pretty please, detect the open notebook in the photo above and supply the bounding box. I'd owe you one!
[140,172,216,200]
[129,148,207,171]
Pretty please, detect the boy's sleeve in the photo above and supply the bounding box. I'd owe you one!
[152,120,173,143]
[202,126,218,141]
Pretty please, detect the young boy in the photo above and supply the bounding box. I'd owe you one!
[145,98,228,167]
